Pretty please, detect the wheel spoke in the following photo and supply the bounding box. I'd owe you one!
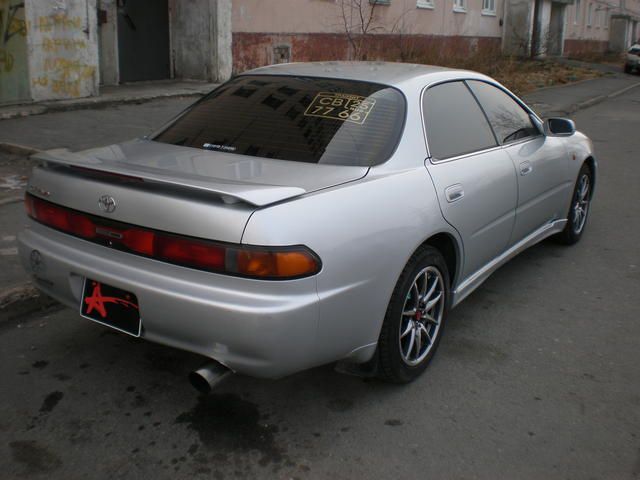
[419,323,432,345]
[411,283,420,309]
[418,272,429,302]
[424,313,439,325]
[403,308,416,317]
[414,326,422,356]
[425,291,443,312]
[400,321,413,339]
[422,276,438,303]
[404,329,415,359]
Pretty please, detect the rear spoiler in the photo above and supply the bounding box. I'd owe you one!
[32,149,306,207]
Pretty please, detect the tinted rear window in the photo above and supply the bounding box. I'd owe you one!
[153,75,406,166]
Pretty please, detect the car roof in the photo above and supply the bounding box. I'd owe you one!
[242,61,486,87]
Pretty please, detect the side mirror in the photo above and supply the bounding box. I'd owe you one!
[545,118,576,137]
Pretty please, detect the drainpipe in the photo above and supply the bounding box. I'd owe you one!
[530,0,543,57]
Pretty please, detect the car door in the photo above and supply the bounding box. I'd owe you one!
[466,81,570,244]
[423,81,518,280]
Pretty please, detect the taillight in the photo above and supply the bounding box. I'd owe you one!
[24,193,321,279]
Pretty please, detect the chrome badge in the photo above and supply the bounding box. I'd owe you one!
[98,195,117,213]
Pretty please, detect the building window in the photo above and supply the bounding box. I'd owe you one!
[605,10,609,28]
[453,0,466,12]
[587,3,593,26]
[482,0,496,14]
[417,0,434,9]
[574,0,581,24]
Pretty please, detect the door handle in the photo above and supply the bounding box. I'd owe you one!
[520,161,533,176]
[445,184,464,203]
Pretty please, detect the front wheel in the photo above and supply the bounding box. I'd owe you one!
[555,163,593,245]
[377,246,450,383]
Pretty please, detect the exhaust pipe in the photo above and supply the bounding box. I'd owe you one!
[189,360,232,394]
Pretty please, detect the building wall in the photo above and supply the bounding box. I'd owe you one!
[26,0,99,101]
[98,0,117,85]
[0,0,30,103]
[563,0,612,52]
[232,0,505,72]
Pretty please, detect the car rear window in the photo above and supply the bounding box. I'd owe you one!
[630,47,640,55]
[153,75,406,167]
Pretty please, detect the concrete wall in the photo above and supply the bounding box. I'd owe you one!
[564,0,611,42]
[169,0,231,82]
[26,0,99,101]
[98,0,117,85]
[0,0,30,104]
[502,0,535,55]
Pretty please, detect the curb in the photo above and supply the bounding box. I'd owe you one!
[0,196,24,207]
[0,142,42,156]
[0,89,212,121]
[0,282,60,326]
[571,80,640,113]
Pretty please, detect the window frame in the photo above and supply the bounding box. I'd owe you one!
[465,80,543,147]
[420,78,543,164]
[453,0,467,13]
[416,0,435,9]
[481,0,496,15]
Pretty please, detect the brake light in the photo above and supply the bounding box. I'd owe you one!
[24,193,320,279]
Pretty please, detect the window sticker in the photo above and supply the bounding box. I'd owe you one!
[304,92,376,124]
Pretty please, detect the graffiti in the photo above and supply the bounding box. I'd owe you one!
[30,8,96,100]
[36,14,83,33]
[0,0,25,75]
[1,1,26,45]
[42,36,87,52]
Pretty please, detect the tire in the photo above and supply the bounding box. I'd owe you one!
[377,245,450,383]
[624,63,632,74]
[555,163,593,245]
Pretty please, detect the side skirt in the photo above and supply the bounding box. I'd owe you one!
[451,219,567,308]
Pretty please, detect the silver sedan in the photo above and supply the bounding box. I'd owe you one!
[18,62,596,389]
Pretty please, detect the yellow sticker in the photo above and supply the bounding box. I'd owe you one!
[304,92,376,125]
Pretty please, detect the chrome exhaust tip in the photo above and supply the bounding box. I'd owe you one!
[189,361,232,394]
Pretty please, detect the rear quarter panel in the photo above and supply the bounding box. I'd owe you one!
[241,168,456,366]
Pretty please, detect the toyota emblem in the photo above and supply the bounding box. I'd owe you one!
[98,195,117,213]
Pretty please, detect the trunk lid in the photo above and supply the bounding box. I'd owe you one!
[28,140,368,243]
[33,140,369,207]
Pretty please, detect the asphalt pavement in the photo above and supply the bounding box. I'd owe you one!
[0,75,639,480]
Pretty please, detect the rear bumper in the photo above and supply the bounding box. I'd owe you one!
[18,221,321,378]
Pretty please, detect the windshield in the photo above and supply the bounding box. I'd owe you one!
[153,75,406,167]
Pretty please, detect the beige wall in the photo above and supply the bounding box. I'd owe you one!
[233,0,504,38]
[564,0,613,41]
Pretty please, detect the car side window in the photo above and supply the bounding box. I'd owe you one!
[423,81,497,160]
[466,80,540,145]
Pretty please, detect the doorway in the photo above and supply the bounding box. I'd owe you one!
[548,2,565,56]
[117,0,170,83]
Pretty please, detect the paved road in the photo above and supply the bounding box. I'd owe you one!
[1,88,639,480]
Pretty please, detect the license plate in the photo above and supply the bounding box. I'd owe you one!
[80,279,141,337]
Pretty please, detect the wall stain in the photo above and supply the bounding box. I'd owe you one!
[175,393,287,468]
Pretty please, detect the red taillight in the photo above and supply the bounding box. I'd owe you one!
[25,193,321,279]
[155,235,226,271]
